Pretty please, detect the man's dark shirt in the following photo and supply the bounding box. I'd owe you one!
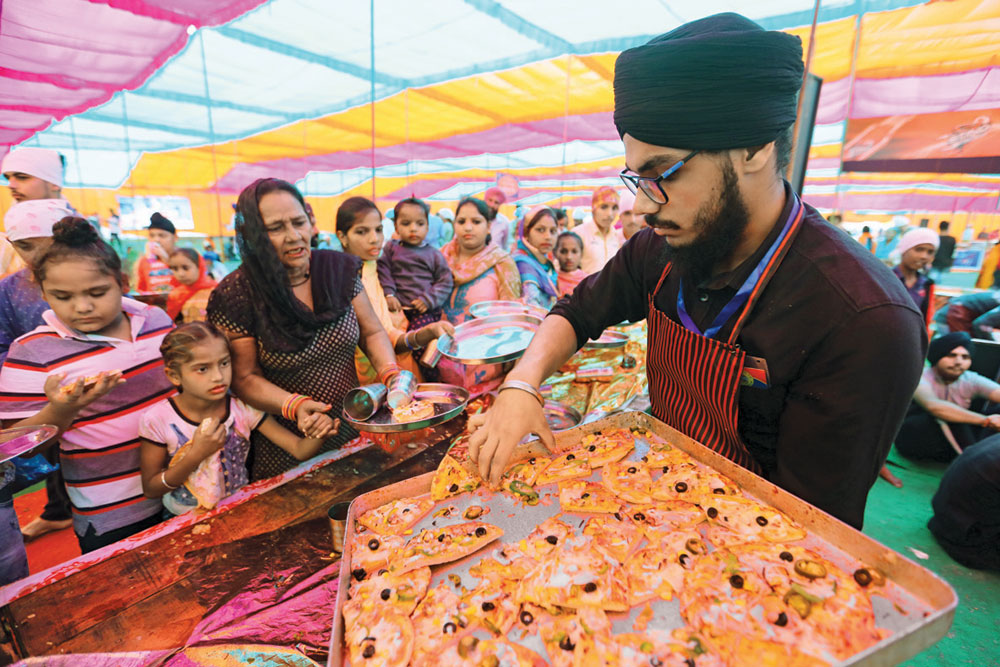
[551,190,927,528]
[933,234,957,269]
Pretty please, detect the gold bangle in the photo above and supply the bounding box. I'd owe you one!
[497,380,545,407]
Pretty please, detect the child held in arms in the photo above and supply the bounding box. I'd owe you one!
[378,197,454,330]
[555,231,588,297]
[165,248,217,323]
[139,322,332,515]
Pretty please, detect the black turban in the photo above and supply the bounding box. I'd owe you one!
[149,212,176,234]
[928,332,972,366]
[614,13,804,150]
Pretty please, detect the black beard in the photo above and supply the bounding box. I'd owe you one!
[655,160,750,283]
[486,206,498,222]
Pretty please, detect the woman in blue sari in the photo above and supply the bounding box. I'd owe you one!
[513,206,559,309]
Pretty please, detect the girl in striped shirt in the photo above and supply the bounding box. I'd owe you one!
[0,218,175,553]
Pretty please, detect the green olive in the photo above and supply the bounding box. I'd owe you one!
[793,559,827,580]
[784,591,812,619]
[685,537,707,555]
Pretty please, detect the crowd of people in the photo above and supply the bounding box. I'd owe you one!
[0,10,997,593]
[0,146,647,586]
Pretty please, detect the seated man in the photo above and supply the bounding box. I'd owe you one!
[933,290,1000,339]
[928,435,1000,571]
[896,332,1000,462]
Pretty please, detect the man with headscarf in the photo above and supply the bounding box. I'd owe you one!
[576,186,623,274]
[484,187,512,251]
[896,332,1000,462]
[1,148,69,279]
[468,13,926,529]
[0,199,77,544]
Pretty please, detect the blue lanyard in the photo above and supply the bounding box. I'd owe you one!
[676,194,801,340]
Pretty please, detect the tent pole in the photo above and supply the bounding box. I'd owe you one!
[198,31,223,239]
[370,0,376,201]
[788,0,822,186]
[560,54,571,209]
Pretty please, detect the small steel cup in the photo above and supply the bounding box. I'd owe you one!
[328,501,351,553]
[421,337,443,368]
[386,370,417,409]
[343,384,388,421]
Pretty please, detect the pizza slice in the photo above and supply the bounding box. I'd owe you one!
[558,480,621,514]
[601,459,654,505]
[537,451,592,485]
[517,538,629,612]
[625,545,675,606]
[344,566,431,627]
[392,521,503,573]
[431,454,481,501]
[631,500,705,542]
[410,584,471,667]
[698,495,806,546]
[345,606,414,667]
[650,461,739,501]
[357,496,436,536]
[508,515,576,561]
[581,513,645,563]
[437,637,549,667]
[460,581,521,637]
[641,440,695,468]
[347,532,406,576]
[501,456,549,505]
[573,429,634,467]
[391,398,435,423]
[614,632,713,667]
[537,608,616,667]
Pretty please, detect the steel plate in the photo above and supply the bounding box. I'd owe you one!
[543,399,582,431]
[342,383,469,433]
[0,425,59,464]
[437,313,541,365]
[469,300,549,321]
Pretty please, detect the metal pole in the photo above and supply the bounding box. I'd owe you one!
[370,0,376,201]
[199,31,224,239]
[788,0,822,184]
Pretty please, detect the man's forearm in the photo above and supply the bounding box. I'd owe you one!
[505,315,580,387]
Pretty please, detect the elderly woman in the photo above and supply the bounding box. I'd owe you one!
[335,196,453,383]
[513,206,560,309]
[439,197,521,394]
[208,179,399,480]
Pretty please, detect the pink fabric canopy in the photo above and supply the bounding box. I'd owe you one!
[0,0,264,157]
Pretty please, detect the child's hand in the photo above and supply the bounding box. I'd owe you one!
[302,416,339,442]
[191,417,227,456]
[420,320,454,340]
[295,399,334,438]
[386,295,402,312]
[411,297,429,314]
[44,371,124,412]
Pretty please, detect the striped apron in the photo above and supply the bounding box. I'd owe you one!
[646,195,805,473]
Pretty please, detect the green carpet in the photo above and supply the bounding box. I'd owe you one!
[863,448,1000,665]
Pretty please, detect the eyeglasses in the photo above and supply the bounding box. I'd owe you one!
[619,150,700,205]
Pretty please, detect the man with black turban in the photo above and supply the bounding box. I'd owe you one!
[468,13,927,529]
[896,332,1000,462]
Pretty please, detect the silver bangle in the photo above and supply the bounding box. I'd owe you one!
[497,380,545,407]
[160,470,179,490]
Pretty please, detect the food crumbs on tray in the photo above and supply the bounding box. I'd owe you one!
[907,547,929,560]
[634,603,654,631]
[191,524,211,535]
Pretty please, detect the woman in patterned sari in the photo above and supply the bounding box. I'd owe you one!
[513,206,560,309]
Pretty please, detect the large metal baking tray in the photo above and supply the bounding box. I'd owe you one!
[341,383,469,433]
[0,425,58,464]
[437,313,541,365]
[328,411,956,666]
[469,300,549,321]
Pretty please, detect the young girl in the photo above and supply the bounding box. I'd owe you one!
[0,217,175,553]
[513,206,559,308]
[166,248,217,323]
[377,197,454,330]
[555,231,588,297]
[139,322,332,515]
